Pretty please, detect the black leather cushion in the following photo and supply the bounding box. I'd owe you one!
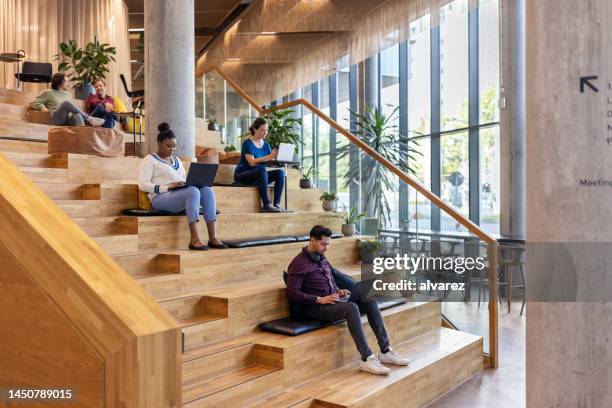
[121,208,206,216]
[258,317,344,336]
[122,208,187,216]
[294,233,343,242]
[223,236,297,248]
[259,298,407,336]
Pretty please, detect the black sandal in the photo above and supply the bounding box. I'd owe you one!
[189,242,209,251]
[260,205,282,213]
[208,240,228,249]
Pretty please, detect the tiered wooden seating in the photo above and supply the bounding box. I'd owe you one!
[0,132,484,407]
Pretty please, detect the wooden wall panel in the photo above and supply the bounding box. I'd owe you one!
[0,241,105,408]
[0,152,182,407]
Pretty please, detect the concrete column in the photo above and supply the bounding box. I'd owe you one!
[499,0,525,237]
[526,0,612,406]
[144,0,195,157]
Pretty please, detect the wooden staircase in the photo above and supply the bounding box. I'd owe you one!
[0,97,484,407]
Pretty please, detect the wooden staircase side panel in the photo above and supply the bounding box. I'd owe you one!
[0,241,105,408]
[0,152,182,407]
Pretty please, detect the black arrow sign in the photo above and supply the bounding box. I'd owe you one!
[580,75,599,93]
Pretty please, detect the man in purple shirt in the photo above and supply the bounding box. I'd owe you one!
[286,225,410,375]
[86,78,116,128]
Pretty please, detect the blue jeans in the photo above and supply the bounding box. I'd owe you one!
[234,166,284,207]
[90,104,116,128]
[151,186,217,225]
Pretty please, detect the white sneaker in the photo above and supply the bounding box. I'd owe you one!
[378,347,410,366]
[86,116,105,127]
[359,354,391,375]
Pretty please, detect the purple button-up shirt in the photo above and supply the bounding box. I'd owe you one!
[286,247,339,305]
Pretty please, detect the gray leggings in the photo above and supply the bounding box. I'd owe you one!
[50,101,89,126]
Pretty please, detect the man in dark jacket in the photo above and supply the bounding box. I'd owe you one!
[286,225,409,375]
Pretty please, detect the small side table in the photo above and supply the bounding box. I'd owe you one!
[264,160,300,211]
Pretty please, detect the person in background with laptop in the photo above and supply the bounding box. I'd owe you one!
[234,117,285,213]
[138,122,227,250]
[286,225,410,375]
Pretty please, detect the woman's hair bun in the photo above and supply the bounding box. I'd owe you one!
[158,122,170,132]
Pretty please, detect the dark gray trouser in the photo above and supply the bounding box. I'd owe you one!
[304,299,390,361]
[51,101,89,126]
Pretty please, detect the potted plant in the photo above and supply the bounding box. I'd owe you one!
[358,239,384,264]
[55,38,117,99]
[319,192,338,211]
[207,118,218,131]
[264,108,302,155]
[337,105,421,229]
[299,166,316,189]
[342,206,366,236]
[224,144,236,153]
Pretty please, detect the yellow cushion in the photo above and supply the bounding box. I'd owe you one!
[114,96,128,113]
[125,114,145,133]
[138,190,151,210]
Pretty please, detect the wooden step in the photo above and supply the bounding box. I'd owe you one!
[56,200,102,217]
[183,364,282,407]
[0,139,47,154]
[255,301,443,387]
[65,153,142,184]
[113,252,181,277]
[92,234,139,255]
[160,294,227,322]
[294,328,483,408]
[18,166,68,183]
[244,391,312,408]
[0,120,50,141]
[36,182,91,200]
[72,216,138,237]
[1,151,67,168]
[117,237,363,299]
[134,211,345,251]
[183,343,283,393]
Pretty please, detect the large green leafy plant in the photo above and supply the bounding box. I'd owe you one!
[55,39,117,87]
[263,108,302,151]
[338,105,421,227]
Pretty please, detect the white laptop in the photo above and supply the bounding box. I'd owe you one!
[277,143,295,162]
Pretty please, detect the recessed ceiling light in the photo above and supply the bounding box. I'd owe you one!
[226,58,241,62]
[260,32,276,35]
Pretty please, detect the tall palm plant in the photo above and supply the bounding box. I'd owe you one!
[337,104,421,227]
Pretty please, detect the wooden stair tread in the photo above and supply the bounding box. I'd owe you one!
[179,314,226,328]
[255,302,436,350]
[182,363,279,404]
[18,166,68,183]
[245,391,311,408]
[181,332,274,363]
[56,200,101,217]
[294,328,482,407]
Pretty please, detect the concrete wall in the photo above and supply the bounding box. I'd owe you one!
[526,0,612,406]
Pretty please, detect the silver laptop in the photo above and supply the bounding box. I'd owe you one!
[277,143,295,162]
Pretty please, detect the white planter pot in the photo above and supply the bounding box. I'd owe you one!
[322,200,335,211]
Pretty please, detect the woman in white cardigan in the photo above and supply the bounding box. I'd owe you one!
[138,122,227,250]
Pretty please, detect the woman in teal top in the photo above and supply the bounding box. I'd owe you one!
[234,117,285,213]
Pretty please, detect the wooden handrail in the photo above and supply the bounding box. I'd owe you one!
[0,152,182,405]
[206,65,499,368]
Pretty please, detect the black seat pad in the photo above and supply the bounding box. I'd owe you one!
[121,208,205,216]
[258,298,407,336]
[224,236,297,248]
